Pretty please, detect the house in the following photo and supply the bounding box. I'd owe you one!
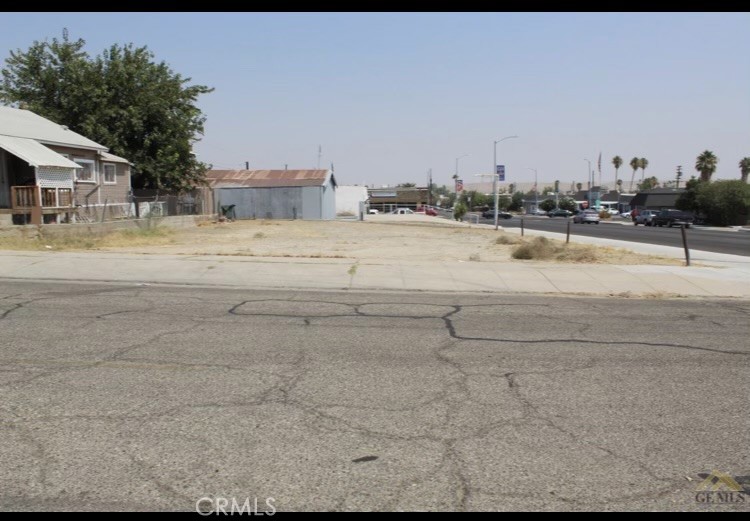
[206,169,337,220]
[629,188,685,211]
[0,106,131,225]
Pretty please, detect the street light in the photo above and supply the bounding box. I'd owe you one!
[527,167,538,214]
[493,136,518,229]
[454,154,468,206]
[584,158,592,209]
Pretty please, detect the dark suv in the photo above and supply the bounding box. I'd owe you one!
[652,209,695,228]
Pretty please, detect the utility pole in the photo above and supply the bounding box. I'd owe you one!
[427,168,433,207]
[317,145,322,169]
[676,165,683,189]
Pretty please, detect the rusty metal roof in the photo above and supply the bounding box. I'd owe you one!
[206,169,334,188]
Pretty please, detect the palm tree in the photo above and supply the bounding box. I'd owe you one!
[629,157,639,191]
[612,156,623,190]
[638,158,649,182]
[739,157,750,183]
[695,150,718,182]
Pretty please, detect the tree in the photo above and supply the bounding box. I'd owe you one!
[576,182,583,192]
[694,180,750,226]
[541,185,555,195]
[453,202,467,221]
[638,158,649,182]
[0,30,213,191]
[629,157,640,191]
[539,199,556,212]
[637,176,659,191]
[397,182,416,188]
[612,156,623,190]
[739,157,750,183]
[695,150,718,182]
[558,197,577,212]
[676,177,703,214]
[507,191,524,211]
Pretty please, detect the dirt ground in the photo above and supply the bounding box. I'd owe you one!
[40,218,680,265]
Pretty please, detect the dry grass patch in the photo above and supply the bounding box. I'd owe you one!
[0,226,174,251]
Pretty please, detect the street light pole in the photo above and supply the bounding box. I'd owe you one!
[493,136,518,229]
[527,167,538,214]
[584,158,592,209]
[455,154,468,207]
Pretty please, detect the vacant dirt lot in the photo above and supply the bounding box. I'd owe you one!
[2,216,678,265]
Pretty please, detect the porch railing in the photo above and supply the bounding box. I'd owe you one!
[11,186,73,210]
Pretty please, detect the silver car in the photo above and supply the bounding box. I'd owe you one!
[634,210,657,226]
[573,209,600,224]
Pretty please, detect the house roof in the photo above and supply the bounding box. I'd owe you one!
[630,188,685,208]
[0,105,107,151]
[206,169,336,188]
[99,151,131,165]
[0,135,81,169]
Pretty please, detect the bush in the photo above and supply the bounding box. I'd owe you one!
[494,234,521,245]
[511,236,556,260]
[598,210,611,219]
[453,202,468,221]
[694,180,750,226]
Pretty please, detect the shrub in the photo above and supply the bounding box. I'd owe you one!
[511,236,556,260]
[494,234,521,245]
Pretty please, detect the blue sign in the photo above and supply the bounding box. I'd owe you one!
[496,165,505,182]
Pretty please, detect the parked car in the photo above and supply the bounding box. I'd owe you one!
[634,209,658,226]
[391,208,414,215]
[531,208,548,216]
[424,208,438,216]
[620,211,632,220]
[606,208,620,216]
[547,209,573,218]
[368,209,380,215]
[573,209,601,224]
[482,210,513,219]
[652,209,695,228]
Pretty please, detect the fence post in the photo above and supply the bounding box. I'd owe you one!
[521,218,524,237]
[566,219,571,244]
[681,225,691,266]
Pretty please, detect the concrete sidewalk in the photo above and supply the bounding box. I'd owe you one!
[1,248,748,298]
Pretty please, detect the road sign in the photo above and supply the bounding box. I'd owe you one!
[496,165,505,182]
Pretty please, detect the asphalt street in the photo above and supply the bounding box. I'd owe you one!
[471,215,750,257]
[0,280,747,511]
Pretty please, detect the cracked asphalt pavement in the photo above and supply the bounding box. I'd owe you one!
[0,280,748,511]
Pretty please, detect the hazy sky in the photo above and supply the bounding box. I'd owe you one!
[1,12,748,188]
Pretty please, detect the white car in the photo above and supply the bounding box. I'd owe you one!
[573,209,601,224]
[392,208,414,215]
[368,208,380,214]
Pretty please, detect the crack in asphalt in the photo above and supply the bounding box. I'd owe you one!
[2,287,747,511]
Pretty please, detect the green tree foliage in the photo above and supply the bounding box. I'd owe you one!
[637,176,659,191]
[539,199,556,212]
[694,180,750,226]
[638,157,649,182]
[0,30,213,191]
[629,157,639,191]
[695,150,718,182]
[558,197,577,212]
[397,182,416,187]
[453,202,467,221]
[739,157,750,183]
[675,177,702,214]
[612,156,623,189]
[507,192,524,212]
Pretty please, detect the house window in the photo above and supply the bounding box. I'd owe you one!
[103,163,116,184]
[74,158,96,183]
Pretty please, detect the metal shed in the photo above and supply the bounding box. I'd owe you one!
[206,169,337,220]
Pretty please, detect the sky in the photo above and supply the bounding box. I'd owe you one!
[0,12,748,189]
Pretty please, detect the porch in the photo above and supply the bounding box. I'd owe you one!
[0,186,76,225]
